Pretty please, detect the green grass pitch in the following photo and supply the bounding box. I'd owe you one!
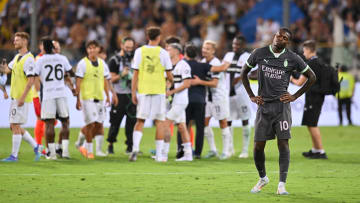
[0,126,359,202]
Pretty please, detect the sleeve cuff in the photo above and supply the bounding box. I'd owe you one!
[246,61,254,68]
[300,65,310,74]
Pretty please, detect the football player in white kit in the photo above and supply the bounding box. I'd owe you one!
[223,35,253,158]
[34,38,74,160]
[200,40,232,160]
[162,43,193,162]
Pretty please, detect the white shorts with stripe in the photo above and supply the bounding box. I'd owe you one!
[41,97,69,120]
[9,99,29,124]
[166,103,187,124]
[228,94,251,121]
[136,94,166,121]
[205,99,230,121]
[82,100,106,125]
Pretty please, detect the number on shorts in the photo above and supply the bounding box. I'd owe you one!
[279,120,289,131]
[45,64,64,81]
[215,105,220,113]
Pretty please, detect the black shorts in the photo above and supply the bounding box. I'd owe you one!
[254,102,292,141]
[301,94,324,127]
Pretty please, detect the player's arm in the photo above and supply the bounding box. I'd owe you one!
[290,75,307,86]
[0,61,11,74]
[166,70,174,84]
[0,84,8,99]
[64,71,76,96]
[17,76,35,106]
[241,64,263,105]
[106,79,118,106]
[210,61,230,72]
[75,77,82,110]
[191,76,218,88]
[167,79,191,97]
[131,69,138,105]
[280,68,316,103]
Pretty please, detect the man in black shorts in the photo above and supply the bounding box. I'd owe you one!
[291,40,327,159]
[241,28,316,195]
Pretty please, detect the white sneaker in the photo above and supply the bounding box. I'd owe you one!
[251,176,269,193]
[155,157,167,162]
[277,183,289,195]
[47,154,57,160]
[96,151,108,157]
[176,155,193,162]
[219,153,231,160]
[238,152,249,158]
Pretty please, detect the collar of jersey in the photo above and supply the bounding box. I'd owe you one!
[269,45,286,58]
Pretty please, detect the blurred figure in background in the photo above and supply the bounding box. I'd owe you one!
[337,65,355,126]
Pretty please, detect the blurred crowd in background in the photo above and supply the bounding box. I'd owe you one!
[0,0,359,76]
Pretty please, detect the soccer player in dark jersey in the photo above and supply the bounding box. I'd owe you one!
[241,28,316,195]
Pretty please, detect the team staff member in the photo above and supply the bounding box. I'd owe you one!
[242,28,316,195]
[107,37,137,154]
[0,32,40,162]
[337,65,355,126]
[291,40,328,159]
[130,26,173,162]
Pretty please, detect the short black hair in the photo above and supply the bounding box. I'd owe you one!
[185,43,197,58]
[146,26,161,41]
[86,40,100,48]
[280,27,292,40]
[122,36,135,44]
[234,35,246,43]
[165,36,181,44]
[43,37,54,54]
[302,40,316,52]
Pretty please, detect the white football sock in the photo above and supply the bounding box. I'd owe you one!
[95,135,104,153]
[55,143,61,150]
[76,131,85,146]
[229,126,234,152]
[48,143,56,157]
[155,140,164,160]
[85,142,93,153]
[182,142,192,156]
[132,131,143,152]
[204,126,217,152]
[162,142,170,157]
[221,127,231,155]
[11,134,22,157]
[62,139,69,157]
[242,125,251,153]
[22,131,37,148]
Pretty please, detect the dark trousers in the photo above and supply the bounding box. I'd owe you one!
[107,93,137,151]
[177,102,205,156]
[338,98,352,125]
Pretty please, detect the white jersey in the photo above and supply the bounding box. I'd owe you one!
[223,51,251,95]
[75,57,110,80]
[201,57,228,102]
[171,60,192,105]
[35,54,72,100]
[8,52,36,77]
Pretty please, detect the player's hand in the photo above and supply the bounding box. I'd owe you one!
[191,75,201,86]
[111,95,118,106]
[17,98,25,107]
[105,97,110,107]
[121,67,129,77]
[76,99,82,110]
[280,92,296,103]
[71,88,77,96]
[166,90,173,97]
[250,96,264,105]
[4,92,8,99]
[132,93,138,105]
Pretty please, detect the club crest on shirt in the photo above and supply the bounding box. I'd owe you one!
[284,59,288,67]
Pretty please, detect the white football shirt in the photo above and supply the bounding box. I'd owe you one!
[171,60,192,105]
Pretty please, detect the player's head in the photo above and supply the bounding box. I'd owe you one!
[39,36,50,54]
[14,32,30,50]
[86,40,100,58]
[53,40,61,54]
[42,37,55,54]
[272,27,292,50]
[232,35,246,53]
[166,43,182,59]
[165,36,181,49]
[302,40,316,59]
[98,45,107,60]
[146,26,161,44]
[184,43,197,59]
[201,40,216,59]
[121,37,135,53]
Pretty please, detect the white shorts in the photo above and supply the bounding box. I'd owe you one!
[41,97,69,120]
[205,99,229,121]
[228,94,251,121]
[136,94,166,121]
[166,103,187,124]
[82,100,106,125]
[9,99,29,124]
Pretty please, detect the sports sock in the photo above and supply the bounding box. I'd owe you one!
[62,139,69,157]
[132,131,143,152]
[22,131,37,148]
[155,140,164,160]
[95,135,104,153]
[162,142,170,157]
[55,143,61,150]
[312,148,325,154]
[221,127,231,155]
[48,143,56,157]
[242,125,251,153]
[204,126,217,152]
[279,146,290,183]
[34,119,45,145]
[229,126,234,152]
[182,142,192,156]
[254,148,266,178]
[76,131,85,146]
[85,142,93,154]
[11,134,22,157]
